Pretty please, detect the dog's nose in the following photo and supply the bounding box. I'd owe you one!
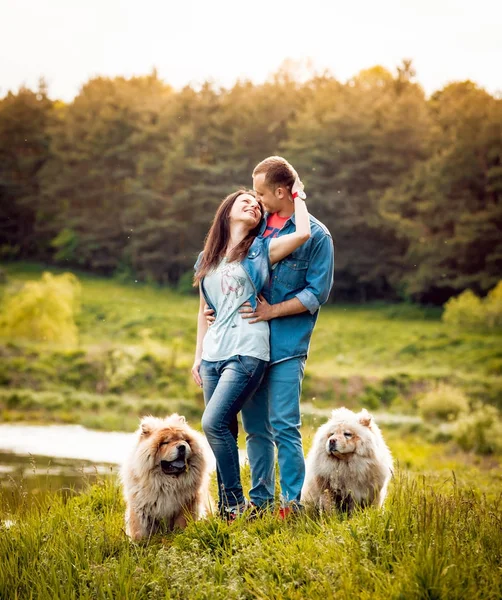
[329,439,337,452]
[176,444,186,456]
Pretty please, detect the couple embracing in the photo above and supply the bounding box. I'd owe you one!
[192,156,334,520]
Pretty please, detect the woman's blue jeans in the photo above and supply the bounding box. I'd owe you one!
[200,355,267,510]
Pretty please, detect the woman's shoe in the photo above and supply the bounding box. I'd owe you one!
[224,499,250,523]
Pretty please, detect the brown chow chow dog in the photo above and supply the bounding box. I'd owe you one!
[121,414,213,540]
[302,408,393,513]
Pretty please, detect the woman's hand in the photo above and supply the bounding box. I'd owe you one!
[191,359,203,387]
[291,175,305,201]
[268,172,310,264]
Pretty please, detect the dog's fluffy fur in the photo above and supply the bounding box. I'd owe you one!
[302,407,393,512]
[121,414,212,540]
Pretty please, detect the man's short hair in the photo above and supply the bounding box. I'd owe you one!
[253,156,297,191]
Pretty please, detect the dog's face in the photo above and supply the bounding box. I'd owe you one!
[322,408,375,459]
[324,423,360,456]
[137,414,199,477]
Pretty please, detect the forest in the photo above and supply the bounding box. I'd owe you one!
[1,61,501,303]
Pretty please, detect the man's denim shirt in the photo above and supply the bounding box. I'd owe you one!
[260,212,334,364]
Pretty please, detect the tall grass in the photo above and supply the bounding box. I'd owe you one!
[1,470,500,599]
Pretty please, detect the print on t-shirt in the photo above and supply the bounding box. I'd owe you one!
[221,262,246,298]
[218,260,246,327]
[263,213,289,238]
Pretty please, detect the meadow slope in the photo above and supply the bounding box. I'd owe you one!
[0,263,501,598]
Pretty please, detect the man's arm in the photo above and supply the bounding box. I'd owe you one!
[294,232,334,315]
[241,232,334,323]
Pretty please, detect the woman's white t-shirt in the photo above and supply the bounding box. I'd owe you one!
[201,258,270,362]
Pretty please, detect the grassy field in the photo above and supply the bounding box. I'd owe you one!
[0,263,501,598]
[1,447,501,599]
[1,262,500,432]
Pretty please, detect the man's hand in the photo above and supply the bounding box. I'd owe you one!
[239,295,276,323]
[191,359,203,387]
[204,304,215,327]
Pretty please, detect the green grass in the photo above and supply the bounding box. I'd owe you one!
[1,263,501,598]
[1,453,501,599]
[1,262,500,433]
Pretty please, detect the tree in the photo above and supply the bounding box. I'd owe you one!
[38,73,172,274]
[284,63,431,300]
[0,80,52,258]
[382,82,502,302]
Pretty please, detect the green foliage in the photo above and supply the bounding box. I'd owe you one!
[0,81,53,257]
[443,288,484,327]
[1,66,501,303]
[285,63,431,301]
[452,404,502,454]
[418,384,470,422]
[443,281,502,330]
[177,269,198,295]
[51,227,79,262]
[381,82,502,303]
[0,272,81,344]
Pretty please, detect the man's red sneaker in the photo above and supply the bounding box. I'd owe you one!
[278,506,292,519]
[278,503,304,519]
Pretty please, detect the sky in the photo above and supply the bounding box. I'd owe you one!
[1,0,501,100]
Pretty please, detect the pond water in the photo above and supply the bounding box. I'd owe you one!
[0,424,133,512]
[0,424,134,464]
[0,424,221,512]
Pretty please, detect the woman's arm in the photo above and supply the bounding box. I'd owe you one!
[191,287,209,387]
[268,182,311,265]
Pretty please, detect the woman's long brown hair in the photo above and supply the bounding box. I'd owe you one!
[193,189,263,285]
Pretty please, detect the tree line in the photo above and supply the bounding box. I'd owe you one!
[0,62,500,303]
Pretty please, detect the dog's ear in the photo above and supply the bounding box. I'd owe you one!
[140,416,156,436]
[359,409,372,427]
[171,413,187,424]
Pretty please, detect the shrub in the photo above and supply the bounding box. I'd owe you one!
[442,281,502,331]
[104,347,139,392]
[0,272,81,345]
[484,281,502,329]
[418,384,469,422]
[452,404,502,454]
[177,270,198,295]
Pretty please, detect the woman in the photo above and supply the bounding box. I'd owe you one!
[192,182,310,519]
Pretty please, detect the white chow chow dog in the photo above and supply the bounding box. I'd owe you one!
[302,407,393,512]
[121,414,213,540]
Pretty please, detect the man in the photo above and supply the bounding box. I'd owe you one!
[207,156,334,515]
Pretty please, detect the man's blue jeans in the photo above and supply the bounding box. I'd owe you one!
[241,357,306,507]
[200,355,267,510]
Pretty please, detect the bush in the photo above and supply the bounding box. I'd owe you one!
[418,384,469,422]
[177,270,198,295]
[442,281,502,331]
[452,404,502,454]
[0,272,81,344]
[484,281,502,329]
